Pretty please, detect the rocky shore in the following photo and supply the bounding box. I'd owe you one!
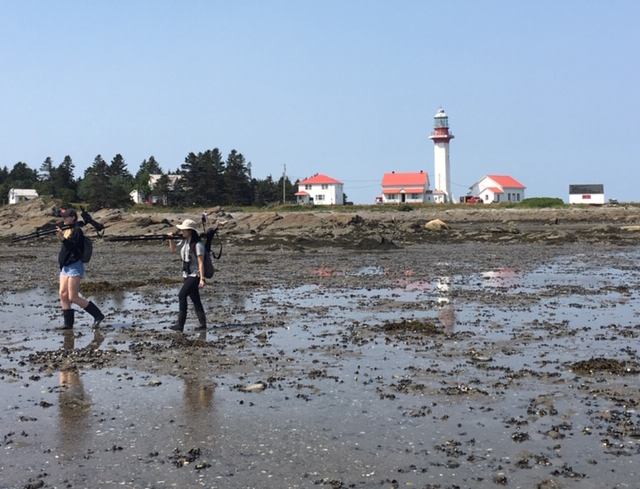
[2,198,640,252]
[1,199,640,488]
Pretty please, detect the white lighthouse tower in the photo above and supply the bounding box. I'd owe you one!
[429,108,455,203]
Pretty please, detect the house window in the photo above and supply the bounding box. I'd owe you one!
[411,194,419,199]
[517,194,521,201]
[316,195,325,201]
[495,194,500,202]
[388,194,397,200]
[321,184,328,190]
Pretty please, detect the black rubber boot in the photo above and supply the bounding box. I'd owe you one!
[84,301,105,328]
[57,309,75,330]
[169,310,187,332]
[194,310,207,331]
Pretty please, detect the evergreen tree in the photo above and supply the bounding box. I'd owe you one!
[78,155,111,209]
[200,148,225,205]
[275,175,297,204]
[152,174,171,205]
[252,175,280,206]
[2,162,39,205]
[0,166,8,185]
[108,154,134,207]
[0,166,10,204]
[39,157,56,197]
[108,154,132,180]
[9,162,39,187]
[180,152,209,206]
[135,156,163,198]
[144,156,162,174]
[54,156,77,204]
[223,150,252,205]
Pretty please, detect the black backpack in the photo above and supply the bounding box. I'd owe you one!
[81,236,93,263]
[202,227,221,279]
[203,250,214,279]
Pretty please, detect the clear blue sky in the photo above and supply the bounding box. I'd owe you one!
[1,1,638,204]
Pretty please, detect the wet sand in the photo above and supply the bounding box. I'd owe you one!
[1,240,640,488]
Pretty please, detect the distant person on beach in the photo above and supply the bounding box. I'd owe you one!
[56,208,105,330]
[167,218,207,332]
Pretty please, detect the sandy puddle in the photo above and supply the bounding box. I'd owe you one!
[2,250,640,488]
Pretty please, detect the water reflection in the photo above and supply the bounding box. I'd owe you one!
[396,274,456,331]
[57,330,104,459]
[180,364,218,450]
[311,266,339,277]
[435,276,455,332]
[481,267,519,287]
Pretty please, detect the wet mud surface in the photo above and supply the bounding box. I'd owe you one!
[1,240,640,488]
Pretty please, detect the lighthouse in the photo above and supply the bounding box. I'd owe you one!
[429,108,455,203]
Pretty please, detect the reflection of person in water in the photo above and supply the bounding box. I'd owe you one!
[58,366,91,457]
[184,375,214,414]
[180,337,217,447]
[58,329,104,458]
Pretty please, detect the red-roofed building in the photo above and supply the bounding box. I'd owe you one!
[379,171,435,204]
[468,175,526,204]
[296,174,344,205]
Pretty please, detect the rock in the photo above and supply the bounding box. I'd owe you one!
[471,354,493,362]
[232,212,283,234]
[239,381,266,393]
[590,224,618,233]
[425,219,449,230]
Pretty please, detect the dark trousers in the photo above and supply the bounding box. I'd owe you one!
[179,276,204,313]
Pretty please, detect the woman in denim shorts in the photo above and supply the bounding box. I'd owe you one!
[56,208,105,330]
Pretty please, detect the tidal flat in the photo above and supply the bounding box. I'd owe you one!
[1,241,639,489]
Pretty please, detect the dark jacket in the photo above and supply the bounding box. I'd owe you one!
[58,225,85,269]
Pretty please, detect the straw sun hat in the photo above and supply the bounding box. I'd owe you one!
[176,219,199,231]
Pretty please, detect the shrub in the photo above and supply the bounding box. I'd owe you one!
[513,198,565,208]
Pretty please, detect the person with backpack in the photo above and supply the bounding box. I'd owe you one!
[167,218,207,332]
[56,208,105,330]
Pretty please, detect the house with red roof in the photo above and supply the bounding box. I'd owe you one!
[468,175,526,204]
[295,174,344,205]
[379,171,435,204]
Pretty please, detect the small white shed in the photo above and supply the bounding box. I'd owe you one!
[8,188,39,204]
[569,184,605,205]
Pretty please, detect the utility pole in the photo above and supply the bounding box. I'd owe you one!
[282,164,286,204]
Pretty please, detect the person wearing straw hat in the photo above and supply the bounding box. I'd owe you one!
[55,208,105,330]
[167,218,207,332]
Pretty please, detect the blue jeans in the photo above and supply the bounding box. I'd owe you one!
[60,260,85,278]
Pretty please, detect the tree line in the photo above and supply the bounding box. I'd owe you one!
[0,149,300,210]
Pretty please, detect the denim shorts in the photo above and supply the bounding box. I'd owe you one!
[60,260,85,279]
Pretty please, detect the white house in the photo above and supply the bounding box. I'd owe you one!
[295,174,344,205]
[468,175,525,204]
[130,174,182,204]
[8,188,39,204]
[569,184,605,205]
[379,171,435,204]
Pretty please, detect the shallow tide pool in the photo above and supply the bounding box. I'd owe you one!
[2,250,640,488]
